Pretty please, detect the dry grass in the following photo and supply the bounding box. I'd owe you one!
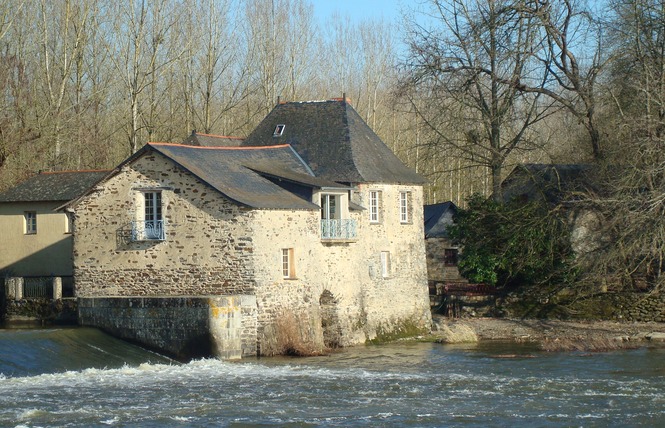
[261,309,325,357]
[540,336,637,352]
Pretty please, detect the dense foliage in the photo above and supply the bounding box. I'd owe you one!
[449,195,577,289]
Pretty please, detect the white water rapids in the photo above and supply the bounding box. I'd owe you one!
[1,327,664,427]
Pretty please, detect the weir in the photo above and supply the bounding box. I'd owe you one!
[77,295,258,360]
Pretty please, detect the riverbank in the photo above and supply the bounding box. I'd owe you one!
[431,315,665,351]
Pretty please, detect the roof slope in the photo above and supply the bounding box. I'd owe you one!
[0,170,110,203]
[181,131,244,147]
[501,164,592,203]
[145,143,332,209]
[242,100,425,184]
[424,201,458,238]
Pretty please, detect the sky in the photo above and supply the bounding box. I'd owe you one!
[311,0,406,25]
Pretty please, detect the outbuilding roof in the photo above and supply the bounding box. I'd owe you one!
[424,201,458,239]
[181,131,245,147]
[242,99,425,185]
[500,164,593,203]
[0,170,110,203]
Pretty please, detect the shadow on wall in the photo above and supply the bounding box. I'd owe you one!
[1,236,73,277]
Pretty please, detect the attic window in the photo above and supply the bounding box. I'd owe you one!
[273,124,285,137]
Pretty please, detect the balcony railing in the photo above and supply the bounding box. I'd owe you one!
[321,219,357,240]
[132,220,166,241]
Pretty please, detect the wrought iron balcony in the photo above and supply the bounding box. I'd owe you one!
[321,219,357,241]
[131,220,166,241]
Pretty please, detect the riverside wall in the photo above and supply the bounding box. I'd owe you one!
[77,295,257,360]
[570,292,665,323]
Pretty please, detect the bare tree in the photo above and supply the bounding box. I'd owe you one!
[0,0,22,41]
[37,0,92,167]
[402,0,553,201]
[177,0,253,136]
[577,0,665,291]
[105,0,181,154]
[0,1,33,182]
[517,0,607,160]
[244,0,317,114]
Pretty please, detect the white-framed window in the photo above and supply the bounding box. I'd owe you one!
[282,248,295,279]
[321,193,338,221]
[380,251,391,278]
[320,192,357,240]
[24,211,37,234]
[144,191,162,224]
[399,191,410,223]
[369,190,381,223]
[132,190,165,241]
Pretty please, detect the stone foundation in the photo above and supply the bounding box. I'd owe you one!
[78,296,257,360]
[2,298,77,325]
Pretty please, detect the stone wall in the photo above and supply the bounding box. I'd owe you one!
[74,153,257,297]
[426,237,463,282]
[2,277,76,324]
[567,292,665,322]
[249,183,431,348]
[3,298,77,324]
[352,183,432,338]
[78,296,257,360]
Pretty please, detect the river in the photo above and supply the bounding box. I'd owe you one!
[1,326,664,427]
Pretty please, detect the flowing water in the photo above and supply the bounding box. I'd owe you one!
[1,327,664,427]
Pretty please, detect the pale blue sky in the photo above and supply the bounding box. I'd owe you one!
[311,0,406,24]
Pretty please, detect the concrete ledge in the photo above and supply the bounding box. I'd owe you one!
[78,295,257,360]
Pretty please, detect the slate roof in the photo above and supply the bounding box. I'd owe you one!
[0,170,110,203]
[181,131,244,147]
[500,164,592,203]
[242,100,425,185]
[246,164,348,190]
[133,143,346,210]
[424,201,458,239]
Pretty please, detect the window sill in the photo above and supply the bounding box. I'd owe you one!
[131,238,166,243]
[321,238,358,244]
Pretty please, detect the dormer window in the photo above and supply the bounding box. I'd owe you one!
[273,124,285,137]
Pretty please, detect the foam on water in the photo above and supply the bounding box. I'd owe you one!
[1,328,665,427]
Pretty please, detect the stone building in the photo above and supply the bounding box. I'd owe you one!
[67,99,432,359]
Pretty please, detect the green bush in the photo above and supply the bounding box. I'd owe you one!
[449,194,576,290]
